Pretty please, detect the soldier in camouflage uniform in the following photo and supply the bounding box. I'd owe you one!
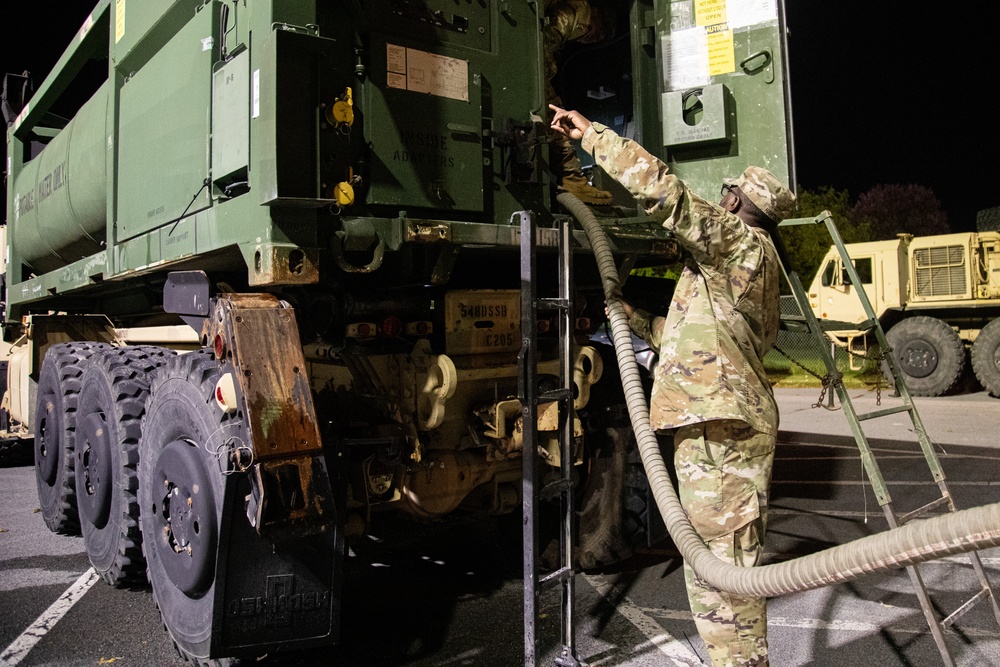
[550,105,796,667]
[543,0,614,204]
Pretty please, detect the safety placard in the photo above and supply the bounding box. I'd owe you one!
[663,0,777,90]
[386,43,469,103]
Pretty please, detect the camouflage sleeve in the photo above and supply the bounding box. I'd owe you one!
[628,308,665,354]
[581,123,760,271]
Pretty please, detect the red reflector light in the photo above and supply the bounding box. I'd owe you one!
[381,315,403,338]
[216,386,225,403]
[214,334,225,358]
[575,317,591,331]
[357,322,372,337]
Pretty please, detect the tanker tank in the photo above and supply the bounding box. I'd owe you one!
[11,81,109,275]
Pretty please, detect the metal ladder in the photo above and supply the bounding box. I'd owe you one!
[780,212,1000,667]
[518,211,583,667]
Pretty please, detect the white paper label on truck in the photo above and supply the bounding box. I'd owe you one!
[386,43,469,103]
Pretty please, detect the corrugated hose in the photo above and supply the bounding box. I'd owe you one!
[558,191,1000,597]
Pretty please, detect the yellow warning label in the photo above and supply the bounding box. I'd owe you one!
[707,29,735,76]
[695,0,727,27]
[115,0,126,43]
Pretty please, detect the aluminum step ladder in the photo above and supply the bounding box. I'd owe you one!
[779,212,1000,667]
[518,211,583,667]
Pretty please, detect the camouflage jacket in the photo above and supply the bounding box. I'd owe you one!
[543,0,593,80]
[581,123,781,435]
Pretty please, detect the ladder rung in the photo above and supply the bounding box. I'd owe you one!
[540,388,573,403]
[856,405,912,421]
[538,297,571,311]
[941,588,992,628]
[540,566,573,587]
[897,496,951,525]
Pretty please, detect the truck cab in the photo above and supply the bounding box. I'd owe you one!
[810,237,908,328]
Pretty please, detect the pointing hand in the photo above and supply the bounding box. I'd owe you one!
[549,104,592,142]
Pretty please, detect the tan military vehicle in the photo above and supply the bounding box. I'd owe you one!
[808,231,1000,397]
[0,224,33,464]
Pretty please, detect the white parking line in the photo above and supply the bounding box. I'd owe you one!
[584,574,706,666]
[0,568,99,667]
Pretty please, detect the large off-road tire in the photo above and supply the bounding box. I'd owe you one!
[139,350,234,664]
[34,341,113,534]
[572,341,654,570]
[576,424,650,570]
[884,316,965,397]
[76,346,175,586]
[972,318,1000,397]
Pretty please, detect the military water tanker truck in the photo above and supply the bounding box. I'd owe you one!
[5,0,799,662]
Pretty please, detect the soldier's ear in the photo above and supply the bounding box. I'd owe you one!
[722,192,740,213]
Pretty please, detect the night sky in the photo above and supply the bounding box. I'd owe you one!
[4,3,996,231]
[783,3,998,231]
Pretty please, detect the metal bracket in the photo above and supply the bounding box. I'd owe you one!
[207,293,335,541]
[163,270,211,334]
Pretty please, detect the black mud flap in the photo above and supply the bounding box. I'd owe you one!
[212,469,343,658]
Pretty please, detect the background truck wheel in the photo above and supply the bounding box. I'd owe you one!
[76,346,174,586]
[139,350,231,663]
[883,316,965,397]
[972,319,1000,397]
[34,341,112,534]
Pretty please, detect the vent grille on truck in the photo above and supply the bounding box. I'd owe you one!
[914,245,966,297]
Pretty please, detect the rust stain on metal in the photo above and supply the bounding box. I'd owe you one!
[209,294,335,539]
[251,245,320,286]
[407,221,452,243]
[251,454,336,539]
[213,295,323,462]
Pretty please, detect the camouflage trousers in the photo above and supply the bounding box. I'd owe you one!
[673,420,776,667]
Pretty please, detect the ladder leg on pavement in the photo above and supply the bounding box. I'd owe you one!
[520,212,583,667]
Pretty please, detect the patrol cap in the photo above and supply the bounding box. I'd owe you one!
[723,166,796,223]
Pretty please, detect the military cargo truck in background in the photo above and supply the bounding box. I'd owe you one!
[809,231,1000,397]
[4,0,794,662]
[0,224,33,465]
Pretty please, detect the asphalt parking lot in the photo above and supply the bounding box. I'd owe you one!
[2,386,999,666]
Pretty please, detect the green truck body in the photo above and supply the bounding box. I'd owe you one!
[4,0,793,661]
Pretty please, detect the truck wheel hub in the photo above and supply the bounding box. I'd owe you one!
[35,393,61,485]
[898,340,938,378]
[151,439,217,597]
[78,411,112,528]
